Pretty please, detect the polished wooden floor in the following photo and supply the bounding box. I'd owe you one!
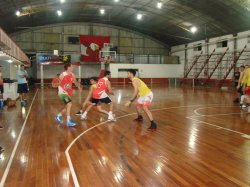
[0,85,250,187]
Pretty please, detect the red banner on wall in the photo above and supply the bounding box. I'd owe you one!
[80,35,110,62]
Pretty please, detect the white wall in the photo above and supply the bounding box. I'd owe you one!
[0,61,19,80]
[109,64,183,78]
[171,30,250,80]
[36,64,100,79]
[11,23,168,55]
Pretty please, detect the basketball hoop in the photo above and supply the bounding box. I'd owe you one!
[100,55,111,63]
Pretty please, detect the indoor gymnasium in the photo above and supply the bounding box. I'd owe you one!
[0,0,250,186]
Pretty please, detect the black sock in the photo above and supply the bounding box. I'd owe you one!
[138,115,143,118]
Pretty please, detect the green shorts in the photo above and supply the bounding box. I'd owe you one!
[59,94,72,105]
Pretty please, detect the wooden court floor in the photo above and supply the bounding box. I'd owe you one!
[0,85,250,187]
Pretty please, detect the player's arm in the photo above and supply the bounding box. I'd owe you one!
[243,69,248,91]
[106,80,114,95]
[237,72,243,89]
[18,71,26,78]
[59,72,64,81]
[125,80,139,107]
[73,75,82,91]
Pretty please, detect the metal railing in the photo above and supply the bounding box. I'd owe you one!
[0,27,30,65]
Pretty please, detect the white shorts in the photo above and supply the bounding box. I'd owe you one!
[136,92,153,107]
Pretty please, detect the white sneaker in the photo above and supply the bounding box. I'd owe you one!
[108,114,116,121]
[80,113,87,120]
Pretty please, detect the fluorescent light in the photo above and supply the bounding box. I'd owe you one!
[191,26,197,33]
[57,10,62,16]
[114,0,119,2]
[157,2,162,9]
[7,60,13,63]
[60,0,65,3]
[100,9,105,14]
[16,10,21,16]
[137,13,142,20]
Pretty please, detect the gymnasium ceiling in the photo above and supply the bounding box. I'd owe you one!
[1,0,250,46]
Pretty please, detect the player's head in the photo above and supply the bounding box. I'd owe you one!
[89,77,98,85]
[64,63,73,72]
[56,73,60,77]
[127,69,136,79]
[104,71,111,78]
[240,65,245,71]
[20,64,25,70]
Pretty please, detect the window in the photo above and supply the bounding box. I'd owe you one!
[194,43,202,51]
[68,36,79,44]
[217,40,228,48]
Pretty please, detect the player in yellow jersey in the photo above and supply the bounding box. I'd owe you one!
[75,77,98,116]
[125,69,157,130]
[243,66,250,112]
[237,65,248,108]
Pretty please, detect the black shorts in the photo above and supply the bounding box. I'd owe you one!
[91,97,112,105]
[17,83,29,94]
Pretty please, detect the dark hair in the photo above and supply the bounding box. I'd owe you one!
[104,71,111,76]
[128,69,136,76]
[240,65,245,68]
[20,64,25,67]
[89,77,98,82]
[64,63,71,70]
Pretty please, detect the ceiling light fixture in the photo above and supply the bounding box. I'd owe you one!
[114,0,119,2]
[7,60,13,63]
[100,8,105,14]
[191,26,197,33]
[60,0,65,3]
[157,2,162,9]
[137,13,142,20]
[16,10,21,16]
[57,10,62,16]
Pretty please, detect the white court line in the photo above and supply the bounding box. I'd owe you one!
[65,103,228,187]
[65,113,135,187]
[193,105,239,116]
[186,116,247,136]
[188,105,250,136]
[0,89,39,187]
[188,112,242,118]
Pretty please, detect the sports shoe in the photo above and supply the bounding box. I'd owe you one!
[240,104,247,109]
[148,121,157,130]
[108,114,116,121]
[75,110,82,116]
[134,115,143,122]
[55,115,63,124]
[67,119,76,126]
[80,113,87,120]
